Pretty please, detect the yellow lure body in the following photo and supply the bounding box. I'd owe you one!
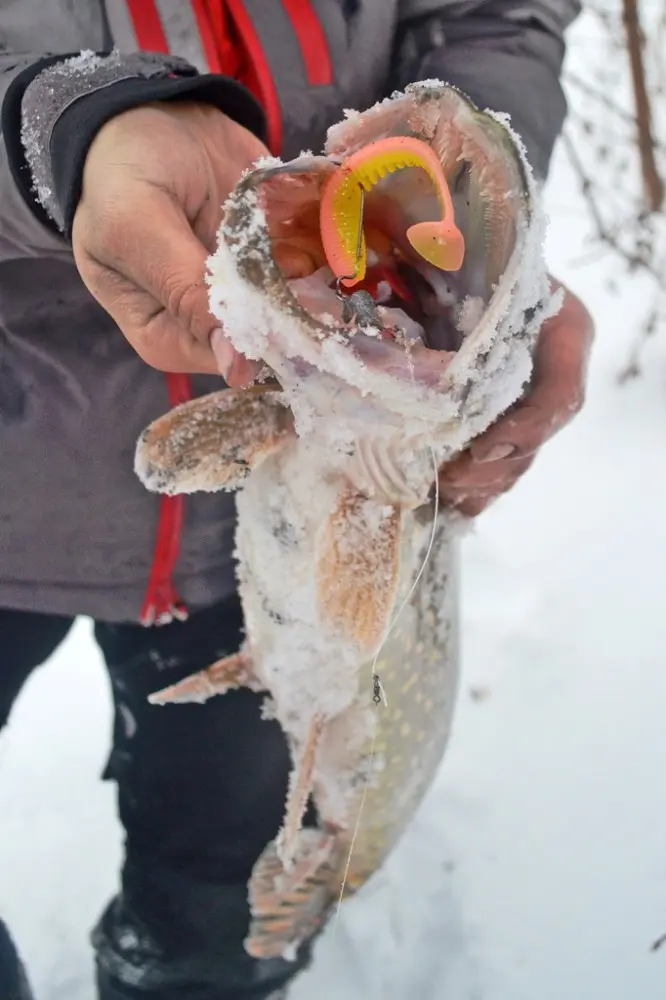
[320,135,465,287]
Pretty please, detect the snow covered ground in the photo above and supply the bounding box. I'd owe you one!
[3,15,666,1000]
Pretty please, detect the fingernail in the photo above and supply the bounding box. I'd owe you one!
[472,443,518,463]
[210,328,234,381]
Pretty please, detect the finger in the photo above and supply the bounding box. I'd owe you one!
[75,187,258,380]
[439,447,533,484]
[470,286,594,463]
[439,460,532,517]
[81,185,218,343]
[453,495,494,518]
[73,248,219,374]
[210,329,263,387]
[439,454,533,498]
[440,484,497,518]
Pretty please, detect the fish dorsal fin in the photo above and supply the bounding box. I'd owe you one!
[135,389,293,496]
[316,486,402,656]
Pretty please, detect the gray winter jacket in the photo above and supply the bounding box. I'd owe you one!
[0,0,579,624]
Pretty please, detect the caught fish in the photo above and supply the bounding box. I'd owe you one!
[134,81,557,962]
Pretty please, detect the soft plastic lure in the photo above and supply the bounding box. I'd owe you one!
[320,135,465,288]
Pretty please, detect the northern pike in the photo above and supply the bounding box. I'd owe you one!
[134,81,557,963]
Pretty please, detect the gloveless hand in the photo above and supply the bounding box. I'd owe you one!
[438,280,594,516]
[72,101,266,386]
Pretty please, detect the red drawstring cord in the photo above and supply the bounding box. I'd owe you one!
[130,0,286,625]
[130,0,327,624]
[139,373,192,626]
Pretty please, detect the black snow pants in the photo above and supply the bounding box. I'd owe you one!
[0,597,310,1000]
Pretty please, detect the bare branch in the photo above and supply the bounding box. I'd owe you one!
[560,128,665,284]
[621,0,665,211]
[566,71,666,153]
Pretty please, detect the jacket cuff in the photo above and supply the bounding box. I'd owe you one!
[3,50,266,238]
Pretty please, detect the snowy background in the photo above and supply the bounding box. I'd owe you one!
[3,11,666,1000]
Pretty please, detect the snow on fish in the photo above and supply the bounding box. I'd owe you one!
[134,81,558,962]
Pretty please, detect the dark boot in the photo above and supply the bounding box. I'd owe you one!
[97,955,291,999]
[91,599,313,1000]
[92,883,306,1000]
[0,920,34,1000]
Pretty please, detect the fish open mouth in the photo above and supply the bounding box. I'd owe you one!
[212,83,546,420]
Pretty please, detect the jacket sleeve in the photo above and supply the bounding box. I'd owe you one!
[393,0,581,180]
[0,48,266,259]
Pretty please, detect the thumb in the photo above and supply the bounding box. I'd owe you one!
[121,193,262,384]
[210,329,263,386]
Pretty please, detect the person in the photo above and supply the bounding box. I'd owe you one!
[0,2,593,998]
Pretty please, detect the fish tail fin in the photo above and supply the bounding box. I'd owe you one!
[148,649,263,705]
[406,219,465,271]
[245,829,339,960]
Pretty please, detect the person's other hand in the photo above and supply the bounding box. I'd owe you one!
[438,280,594,516]
[72,101,266,386]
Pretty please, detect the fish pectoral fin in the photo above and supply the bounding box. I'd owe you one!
[147,649,263,706]
[316,487,402,655]
[278,716,325,869]
[135,388,294,496]
[245,829,339,961]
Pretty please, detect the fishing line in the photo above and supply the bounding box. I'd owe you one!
[331,413,441,937]
[335,185,366,295]
[330,449,440,938]
[369,445,440,684]
[331,214,443,940]
[331,724,378,940]
[368,328,442,691]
